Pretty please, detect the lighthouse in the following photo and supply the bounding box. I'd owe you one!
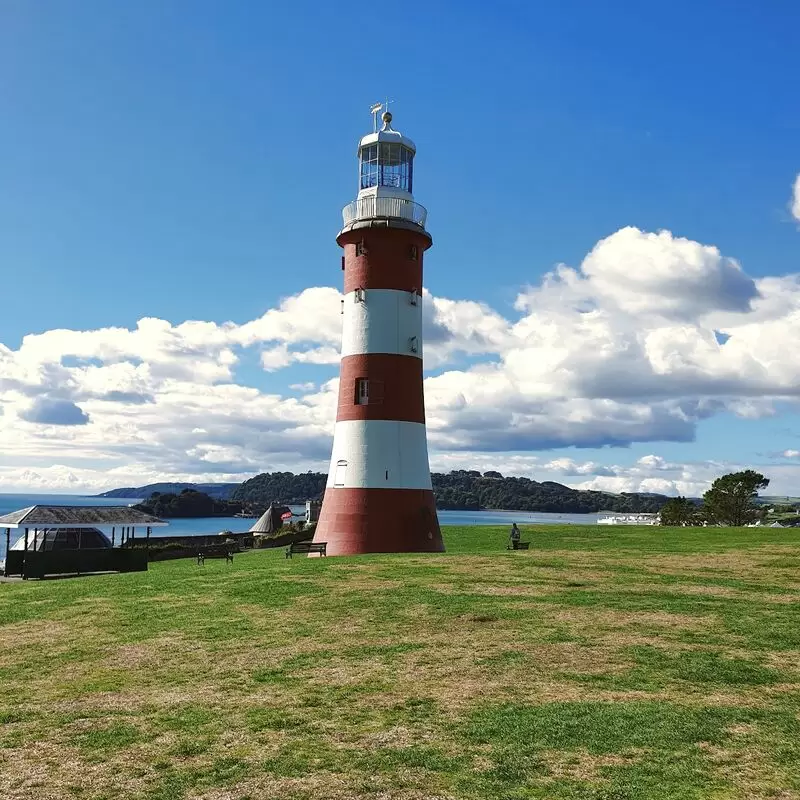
[313,107,444,556]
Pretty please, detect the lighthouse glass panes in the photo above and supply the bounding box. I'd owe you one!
[359,143,414,192]
[380,144,413,191]
[360,145,378,189]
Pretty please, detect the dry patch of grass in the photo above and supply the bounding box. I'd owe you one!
[429,582,551,597]
[0,619,79,664]
[538,747,645,781]
[700,741,800,800]
[552,607,711,631]
[0,744,151,800]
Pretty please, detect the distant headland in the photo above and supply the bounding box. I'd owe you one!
[95,471,669,515]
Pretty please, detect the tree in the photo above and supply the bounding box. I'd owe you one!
[659,497,700,526]
[702,470,769,527]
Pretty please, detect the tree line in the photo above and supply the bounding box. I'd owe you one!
[133,469,778,525]
[659,470,771,526]
[432,471,665,513]
[230,469,667,513]
[135,489,245,518]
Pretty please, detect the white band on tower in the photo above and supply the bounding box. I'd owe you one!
[325,420,433,490]
[341,288,423,359]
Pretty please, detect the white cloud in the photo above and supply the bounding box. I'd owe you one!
[579,227,758,319]
[3,225,800,495]
[791,174,800,223]
[260,345,292,371]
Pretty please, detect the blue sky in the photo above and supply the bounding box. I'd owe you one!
[1,0,800,495]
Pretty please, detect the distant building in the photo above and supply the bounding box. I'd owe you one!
[305,500,321,524]
[597,513,660,526]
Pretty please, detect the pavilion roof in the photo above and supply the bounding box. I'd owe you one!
[249,505,284,534]
[0,505,168,529]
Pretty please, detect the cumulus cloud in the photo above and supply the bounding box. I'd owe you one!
[2,224,800,494]
[20,398,90,426]
[791,174,800,222]
[578,227,758,319]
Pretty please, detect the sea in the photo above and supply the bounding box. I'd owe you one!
[0,493,600,561]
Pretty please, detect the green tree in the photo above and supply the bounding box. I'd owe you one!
[659,496,701,526]
[702,470,769,526]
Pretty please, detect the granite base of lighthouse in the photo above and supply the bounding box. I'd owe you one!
[313,488,444,555]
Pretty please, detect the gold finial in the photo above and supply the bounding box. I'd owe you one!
[381,110,393,127]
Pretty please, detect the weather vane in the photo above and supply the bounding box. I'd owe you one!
[370,102,382,132]
[370,98,395,132]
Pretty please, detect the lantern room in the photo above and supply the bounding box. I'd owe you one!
[357,111,416,199]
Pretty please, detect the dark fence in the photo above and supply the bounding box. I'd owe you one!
[4,549,148,579]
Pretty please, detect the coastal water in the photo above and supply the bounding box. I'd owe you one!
[0,493,600,561]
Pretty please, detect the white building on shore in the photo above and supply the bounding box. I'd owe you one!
[597,512,660,526]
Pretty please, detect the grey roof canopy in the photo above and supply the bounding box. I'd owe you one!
[249,505,284,534]
[0,505,168,529]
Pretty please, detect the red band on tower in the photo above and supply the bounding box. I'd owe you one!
[340,228,430,294]
[336,354,425,423]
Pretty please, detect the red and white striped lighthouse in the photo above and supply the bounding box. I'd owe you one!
[313,108,444,556]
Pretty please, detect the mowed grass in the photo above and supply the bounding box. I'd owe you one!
[1,525,800,799]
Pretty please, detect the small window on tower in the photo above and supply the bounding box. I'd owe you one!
[355,378,369,405]
[409,245,418,261]
[356,240,366,257]
[334,460,348,487]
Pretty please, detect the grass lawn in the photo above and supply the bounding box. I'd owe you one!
[1,524,800,799]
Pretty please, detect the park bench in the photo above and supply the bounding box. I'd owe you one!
[285,541,327,558]
[507,540,530,551]
[196,546,235,565]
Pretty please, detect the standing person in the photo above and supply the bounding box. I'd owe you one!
[509,522,521,548]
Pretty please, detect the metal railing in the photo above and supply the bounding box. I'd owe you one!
[342,196,427,229]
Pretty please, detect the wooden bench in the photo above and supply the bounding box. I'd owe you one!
[197,546,234,565]
[506,540,530,551]
[286,541,327,558]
